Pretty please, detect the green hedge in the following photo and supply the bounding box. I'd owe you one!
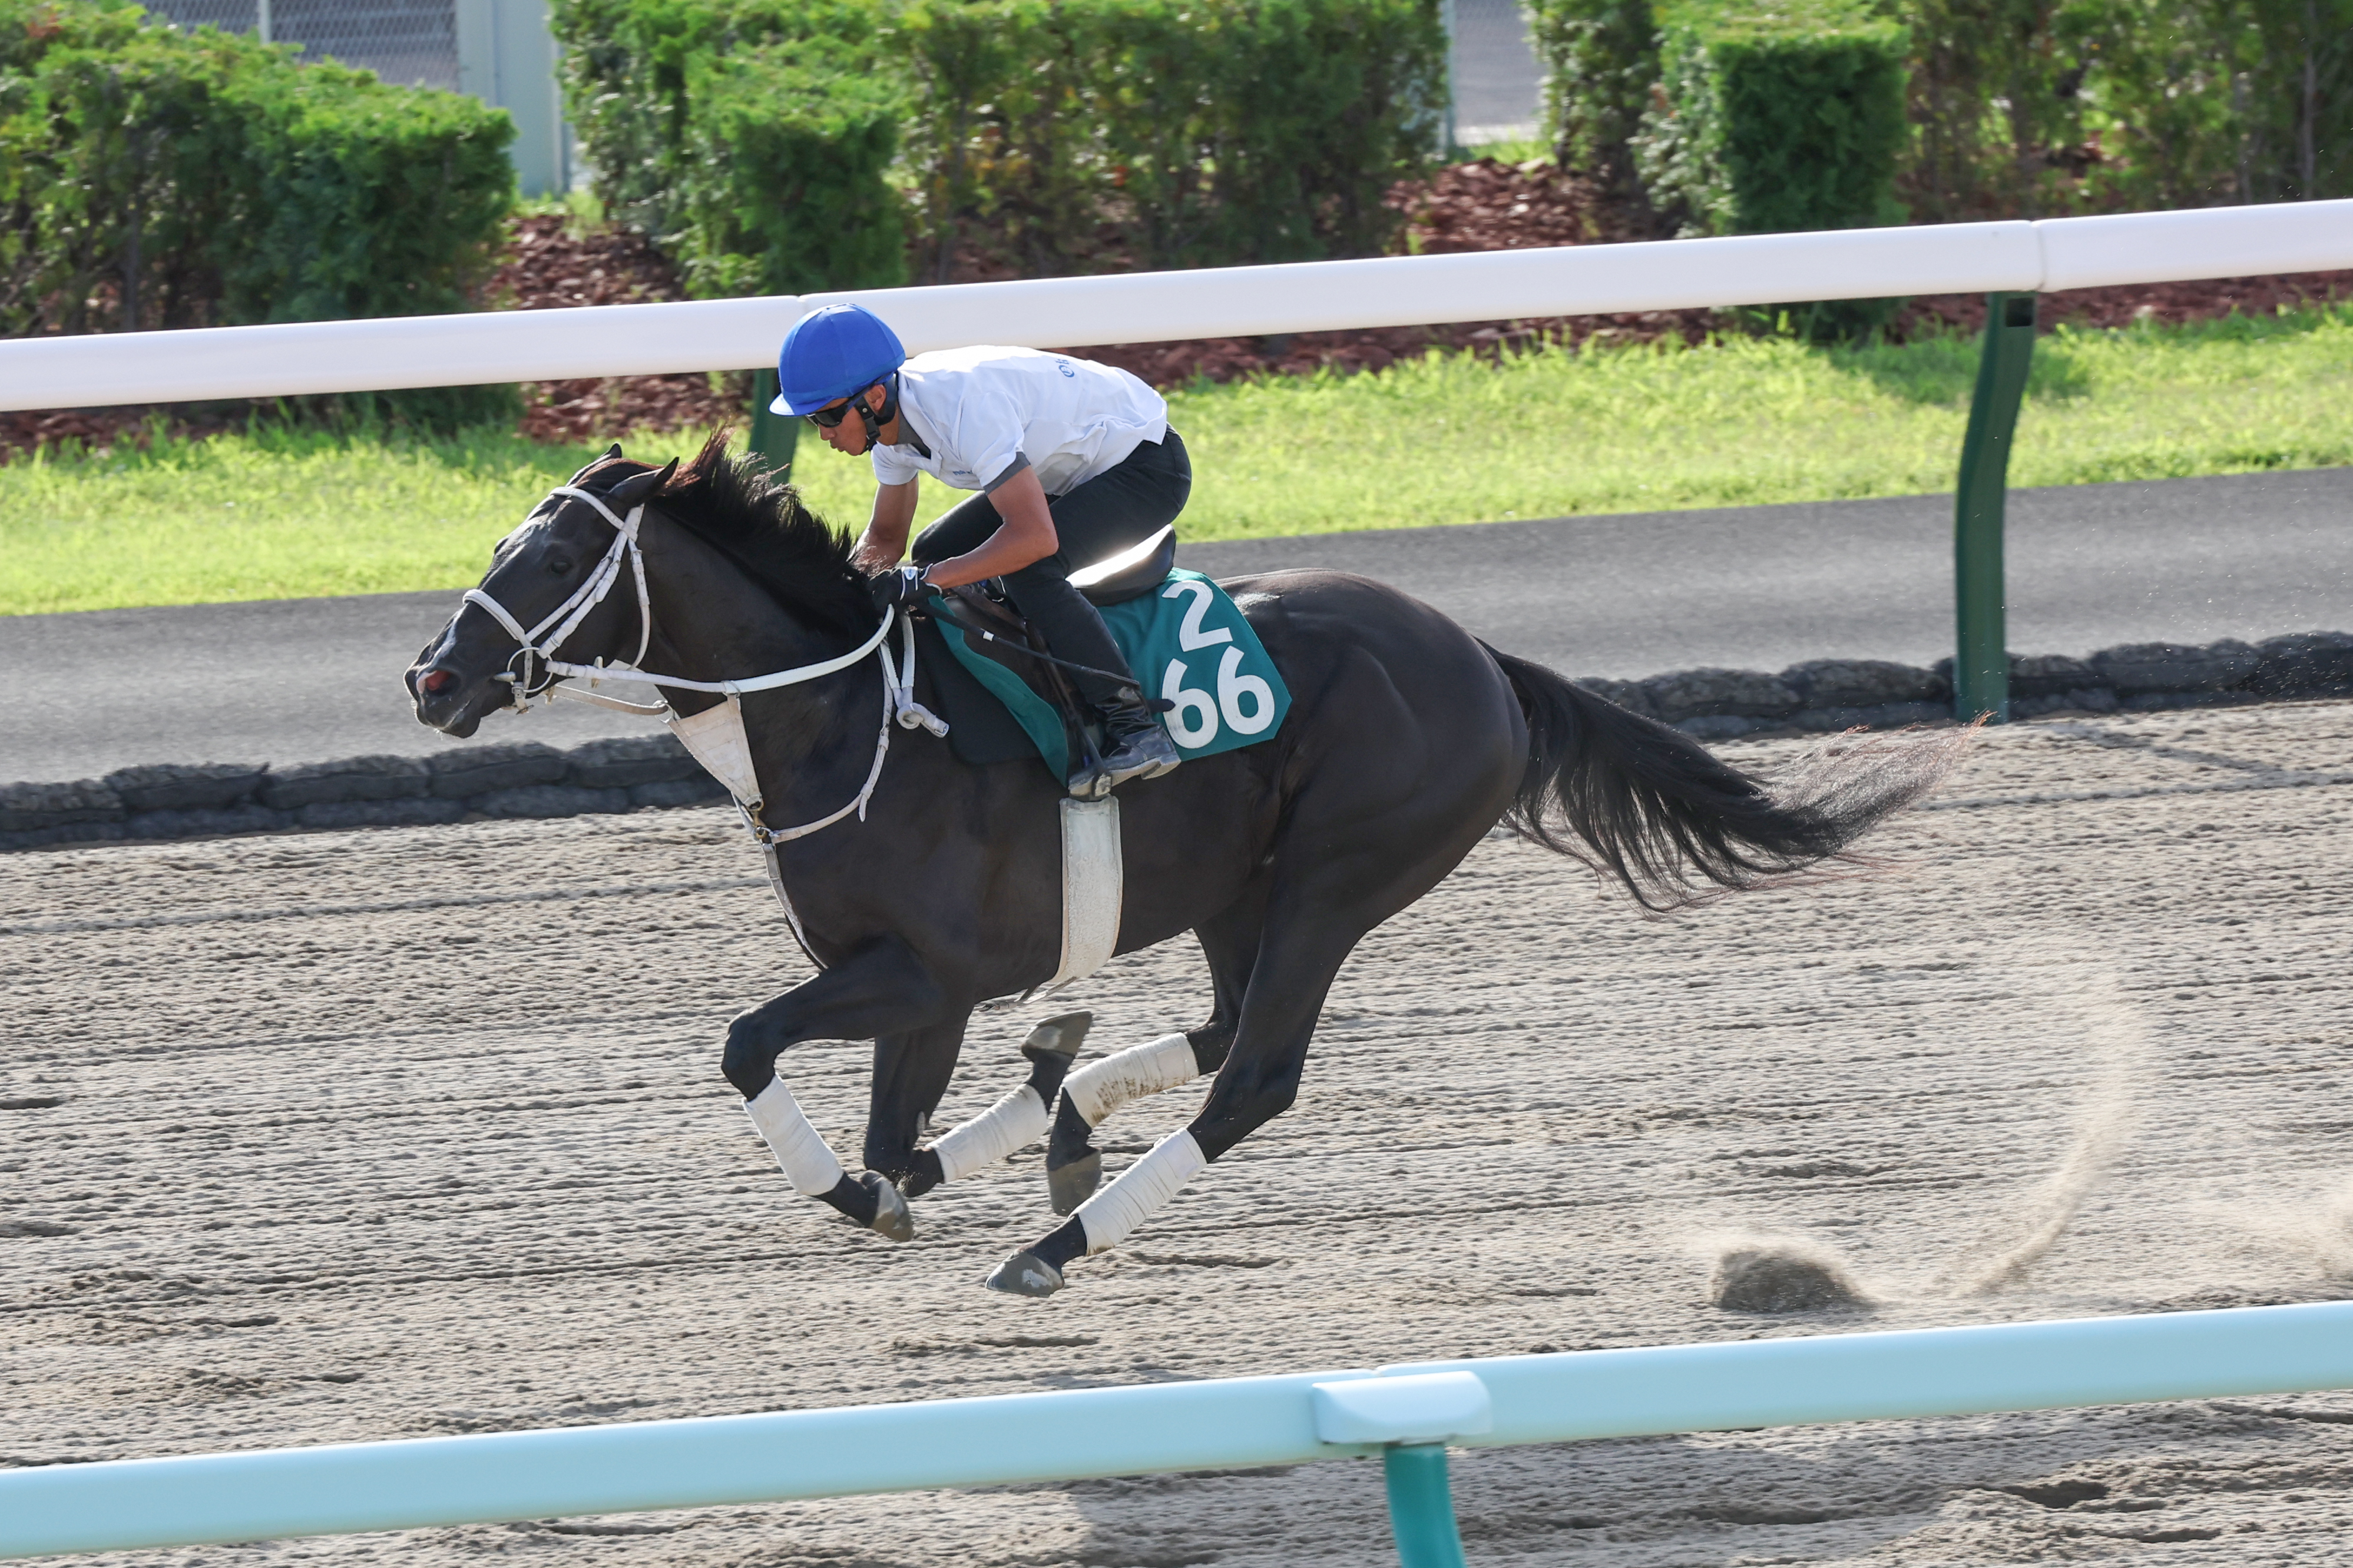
[2064,0,2353,208]
[675,43,906,298]
[1,1,514,339]
[1904,0,2352,221]
[897,0,1442,277]
[1524,0,1656,197]
[552,0,879,241]
[554,0,1445,293]
[1634,0,1908,238]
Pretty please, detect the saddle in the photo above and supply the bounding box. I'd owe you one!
[919,526,1178,797]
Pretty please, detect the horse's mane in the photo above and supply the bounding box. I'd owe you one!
[595,430,869,638]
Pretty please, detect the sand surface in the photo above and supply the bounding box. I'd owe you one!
[8,700,2353,1566]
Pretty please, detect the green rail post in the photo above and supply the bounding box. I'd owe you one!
[1952,290,2037,723]
[749,367,799,477]
[1382,1444,1468,1568]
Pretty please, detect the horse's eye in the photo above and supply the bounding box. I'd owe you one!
[548,557,574,575]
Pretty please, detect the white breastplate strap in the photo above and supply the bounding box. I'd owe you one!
[927,1083,1050,1183]
[1065,1032,1199,1126]
[1074,1128,1207,1254]
[744,1078,846,1196]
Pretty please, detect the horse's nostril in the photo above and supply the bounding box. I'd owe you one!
[421,668,458,695]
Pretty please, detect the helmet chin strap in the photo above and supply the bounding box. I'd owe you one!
[850,373,901,455]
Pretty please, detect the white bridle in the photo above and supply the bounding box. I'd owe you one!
[455,482,944,844]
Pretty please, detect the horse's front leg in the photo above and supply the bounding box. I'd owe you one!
[724,935,948,1242]
[863,1013,972,1189]
[894,1013,1091,1199]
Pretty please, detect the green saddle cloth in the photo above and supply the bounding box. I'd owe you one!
[931,569,1292,780]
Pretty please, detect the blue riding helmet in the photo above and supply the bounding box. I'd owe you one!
[772,303,907,416]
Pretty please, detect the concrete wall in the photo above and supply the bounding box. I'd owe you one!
[456,0,571,199]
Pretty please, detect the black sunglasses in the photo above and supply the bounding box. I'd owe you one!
[806,398,858,429]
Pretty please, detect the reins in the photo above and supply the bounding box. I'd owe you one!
[459,481,945,845]
[925,599,1173,708]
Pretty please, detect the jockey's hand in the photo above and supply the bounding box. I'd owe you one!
[866,565,931,612]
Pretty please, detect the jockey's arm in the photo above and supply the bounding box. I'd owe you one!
[920,467,1059,591]
[852,478,919,574]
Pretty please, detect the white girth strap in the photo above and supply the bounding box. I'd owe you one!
[1073,1129,1207,1254]
[1031,797,1123,996]
[1064,1032,1199,1126]
[927,1083,1051,1183]
[744,1078,845,1196]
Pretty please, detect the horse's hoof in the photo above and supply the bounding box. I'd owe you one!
[1046,1151,1101,1216]
[861,1173,915,1242]
[984,1251,1064,1297]
[1021,1012,1091,1063]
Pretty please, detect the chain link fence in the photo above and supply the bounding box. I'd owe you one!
[147,0,458,91]
[1448,0,1542,145]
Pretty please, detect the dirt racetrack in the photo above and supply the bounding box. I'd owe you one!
[9,699,2353,1566]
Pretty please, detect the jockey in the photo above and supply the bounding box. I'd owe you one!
[775,303,1186,790]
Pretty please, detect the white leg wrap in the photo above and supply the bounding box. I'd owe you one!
[927,1083,1049,1183]
[1074,1129,1207,1255]
[744,1079,846,1196]
[1064,1033,1200,1127]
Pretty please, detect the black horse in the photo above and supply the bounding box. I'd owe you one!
[408,436,1957,1296]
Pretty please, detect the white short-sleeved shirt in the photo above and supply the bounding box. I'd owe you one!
[869,346,1168,498]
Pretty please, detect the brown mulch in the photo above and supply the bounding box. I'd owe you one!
[1897,271,2353,337]
[6,162,2349,461]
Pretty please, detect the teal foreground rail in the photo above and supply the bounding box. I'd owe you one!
[5,1303,2352,1563]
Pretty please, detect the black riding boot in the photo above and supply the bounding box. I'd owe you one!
[1003,565,1182,790]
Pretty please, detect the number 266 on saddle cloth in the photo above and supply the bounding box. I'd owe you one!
[931,569,1292,781]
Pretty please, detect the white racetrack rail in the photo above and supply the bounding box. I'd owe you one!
[3,201,2348,412]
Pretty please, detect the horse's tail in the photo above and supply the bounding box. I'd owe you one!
[1480,642,1965,911]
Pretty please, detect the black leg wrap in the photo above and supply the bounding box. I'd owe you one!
[1032,1216,1088,1273]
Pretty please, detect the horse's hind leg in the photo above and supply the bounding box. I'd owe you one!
[1043,894,1263,1215]
[988,902,1360,1297]
[895,1012,1090,1198]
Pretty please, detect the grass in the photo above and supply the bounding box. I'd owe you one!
[4,306,2348,615]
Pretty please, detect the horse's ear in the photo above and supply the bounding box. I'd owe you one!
[605,457,680,510]
[565,443,626,486]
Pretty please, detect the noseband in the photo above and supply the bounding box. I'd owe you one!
[455,481,944,845]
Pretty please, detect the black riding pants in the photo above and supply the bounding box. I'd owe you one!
[911,429,1191,708]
